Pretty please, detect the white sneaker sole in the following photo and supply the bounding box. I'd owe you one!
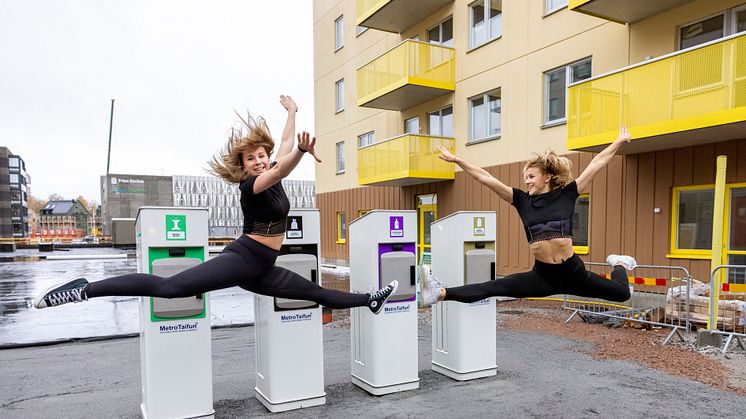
[32,280,65,309]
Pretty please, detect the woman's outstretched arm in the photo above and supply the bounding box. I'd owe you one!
[274,95,298,160]
[437,145,513,203]
[575,126,631,191]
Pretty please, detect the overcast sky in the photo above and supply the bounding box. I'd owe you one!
[0,0,315,204]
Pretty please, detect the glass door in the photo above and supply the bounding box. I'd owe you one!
[724,185,746,283]
[417,194,437,264]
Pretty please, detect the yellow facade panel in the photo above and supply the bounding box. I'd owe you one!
[568,33,746,153]
[357,40,455,111]
[357,134,455,186]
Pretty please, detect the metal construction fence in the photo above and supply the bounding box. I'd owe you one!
[704,265,746,354]
[561,262,692,345]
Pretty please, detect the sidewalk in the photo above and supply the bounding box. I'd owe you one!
[2,313,745,418]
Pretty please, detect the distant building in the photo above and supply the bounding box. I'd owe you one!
[100,174,173,235]
[172,176,316,237]
[101,173,316,238]
[38,199,90,237]
[0,147,29,238]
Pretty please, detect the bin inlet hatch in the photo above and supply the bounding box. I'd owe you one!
[151,257,204,318]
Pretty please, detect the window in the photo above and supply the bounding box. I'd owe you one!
[405,117,420,134]
[9,174,19,184]
[428,106,453,137]
[335,15,344,51]
[9,157,19,167]
[670,184,746,267]
[336,212,347,243]
[335,79,345,113]
[671,186,715,255]
[679,5,746,51]
[572,194,590,254]
[726,186,746,282]
[357,25,368,36]
[733,6,746,33]
[469,91,500,142]
[680,15,724,50]
[470,0,502,49]
[428,17,453,47]
[543,58,592,125]
[358,131,375,148]
[545,0,567,15]
[336,141,345,174]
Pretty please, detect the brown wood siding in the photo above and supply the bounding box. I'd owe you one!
[318,138,746,281]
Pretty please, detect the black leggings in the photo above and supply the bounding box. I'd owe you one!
[444,254,630,303]
[85,235,370,309]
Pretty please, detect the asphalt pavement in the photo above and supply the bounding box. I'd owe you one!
[2,313,745,418]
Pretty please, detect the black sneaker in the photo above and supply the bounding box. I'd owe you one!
[33,278,89,309]
[368,280,399,315]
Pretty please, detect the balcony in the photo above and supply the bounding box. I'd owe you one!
[356,0,453,33]
[569,0,694,24]
[358,134,455,186]
[357,40,455,111]
[567,33,746,154]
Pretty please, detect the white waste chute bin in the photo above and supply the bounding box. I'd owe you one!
[137,207,213,419]
[349,210,419,395]
[254,209,325,412]
[431,211,497,381]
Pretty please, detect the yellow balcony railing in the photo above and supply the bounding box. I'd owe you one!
[569,0,694,24]
[357,0,454,33]
[357,40,455,111]
[567,32,746,153]
[358,134,455,186]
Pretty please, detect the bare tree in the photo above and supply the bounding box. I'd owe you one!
[76,195,90,212]
[27,195,47,214]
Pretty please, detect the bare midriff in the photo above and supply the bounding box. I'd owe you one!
[247,234,284,251]
[529,237,575,264]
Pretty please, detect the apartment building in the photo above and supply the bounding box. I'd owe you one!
[38,199,91,236]
[100,173,316,238]
[0,147,29,238]
[172,175,316,238]
[313,0,746,280]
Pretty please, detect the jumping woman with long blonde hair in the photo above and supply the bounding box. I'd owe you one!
[418,127,635,307]
[34,95,398,314]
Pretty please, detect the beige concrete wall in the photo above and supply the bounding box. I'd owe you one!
[314,0,399,193]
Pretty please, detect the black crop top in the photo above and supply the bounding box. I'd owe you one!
[238,162,290,236]
[511,181,579,244]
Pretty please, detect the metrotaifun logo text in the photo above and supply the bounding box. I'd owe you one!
[159,322,198,334]
[280,312,313,323]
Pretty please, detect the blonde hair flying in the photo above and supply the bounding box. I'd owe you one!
[207,114,275,184]
[523,150,573,189]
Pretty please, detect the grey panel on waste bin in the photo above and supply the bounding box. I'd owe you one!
[381,251,415,300]
[465,249,494,286]
[275,253,317,310]
[152,257,204,318]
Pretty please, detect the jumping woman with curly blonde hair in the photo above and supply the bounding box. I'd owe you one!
[34,95,398,314]
[418,127,635,307]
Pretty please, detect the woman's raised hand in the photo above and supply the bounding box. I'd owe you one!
[280,95,298,113]
[437,144,457,163]
[616,125,631,143]
[298,131,322,163]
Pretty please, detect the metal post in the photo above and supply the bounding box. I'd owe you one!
[707,156,727,330]
[106,99,115,176]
